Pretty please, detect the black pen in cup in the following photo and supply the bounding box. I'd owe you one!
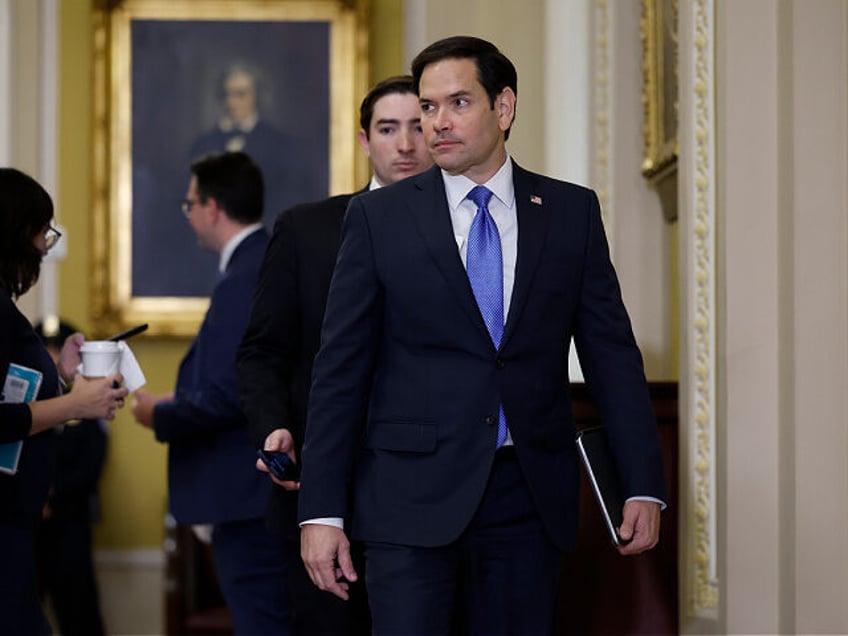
[107,323,149,342]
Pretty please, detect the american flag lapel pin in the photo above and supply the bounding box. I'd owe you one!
[530,195,542,205]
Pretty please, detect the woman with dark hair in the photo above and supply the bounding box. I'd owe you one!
[0,167,128,634]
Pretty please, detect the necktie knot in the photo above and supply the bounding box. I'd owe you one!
[467,185,493,210]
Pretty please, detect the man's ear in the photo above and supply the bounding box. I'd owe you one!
[496,87,516,133]
[204,197,223,223]
[356,129,371,157]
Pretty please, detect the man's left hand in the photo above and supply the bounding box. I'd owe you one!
[617,499,661,555]
[130,389,173,429]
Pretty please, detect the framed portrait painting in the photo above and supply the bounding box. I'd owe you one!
[91,0,369,336]
[640,0,678,184]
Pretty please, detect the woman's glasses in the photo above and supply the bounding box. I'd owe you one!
[45,225,62,250]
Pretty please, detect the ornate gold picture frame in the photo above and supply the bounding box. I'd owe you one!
[641,0,678,185]
[91,0,369,337]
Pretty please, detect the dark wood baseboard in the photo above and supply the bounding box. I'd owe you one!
[556,382,678,635]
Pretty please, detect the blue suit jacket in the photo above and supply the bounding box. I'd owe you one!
[298,162,667,551]
[154,229,271,525]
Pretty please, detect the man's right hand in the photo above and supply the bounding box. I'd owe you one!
[301,524,357,601]
[256,428,299,490]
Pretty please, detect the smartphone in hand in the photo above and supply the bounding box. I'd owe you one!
[257,449,301,481]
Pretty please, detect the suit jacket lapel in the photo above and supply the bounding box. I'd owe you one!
[409,167,492,340]
[502,163,550,348]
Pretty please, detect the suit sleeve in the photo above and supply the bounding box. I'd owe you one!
[297,198,382,522]
[153,273,252,442]
[237,210,300,448]
[572,190,667,502]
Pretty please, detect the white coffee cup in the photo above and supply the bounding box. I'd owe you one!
[80,341,122,378]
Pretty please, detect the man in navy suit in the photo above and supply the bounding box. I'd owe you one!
[298,36,667,635]
[131,152,289,635]
[237,75,432,634]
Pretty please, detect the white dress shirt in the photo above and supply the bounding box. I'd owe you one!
[218,223,264,273]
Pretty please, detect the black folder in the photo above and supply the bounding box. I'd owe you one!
[575,426,630,546]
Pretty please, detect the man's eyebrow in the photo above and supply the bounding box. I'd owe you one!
[374,118,400,126]
[420,90,472,102]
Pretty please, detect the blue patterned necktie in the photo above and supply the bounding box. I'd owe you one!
[466,185,508,447]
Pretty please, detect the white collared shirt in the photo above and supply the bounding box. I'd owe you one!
[441,155,517,318]
[219,223,264,274]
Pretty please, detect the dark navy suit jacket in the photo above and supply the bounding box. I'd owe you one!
[298,162,667,552]
[154,229,271,525]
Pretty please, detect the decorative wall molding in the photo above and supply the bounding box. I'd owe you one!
[593,0,613,234]
[685,0,719,618]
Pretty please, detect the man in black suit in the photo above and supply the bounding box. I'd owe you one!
[298,37,668,635]
[237,75,433,634]
[131,152,290,635]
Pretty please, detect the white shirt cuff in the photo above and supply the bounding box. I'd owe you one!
[626,495,667,511]
[299,517,344,529]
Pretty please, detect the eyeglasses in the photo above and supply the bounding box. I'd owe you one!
[181,198,199,217]
[45,225,62,250]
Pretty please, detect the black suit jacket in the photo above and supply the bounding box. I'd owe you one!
[298,162,667,552]
[238,191,363,537]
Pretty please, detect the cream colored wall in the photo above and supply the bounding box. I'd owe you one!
[677,0,848,633]
[780,1,848,632]
[611,1,674,379]
[716,1,784,631]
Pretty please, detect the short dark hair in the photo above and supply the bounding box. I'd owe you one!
[411,36,518,140]
[0,168,54,298]
[190,151,264,224]
[359,75,417,139]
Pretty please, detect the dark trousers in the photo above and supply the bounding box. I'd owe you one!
[0,521,52,636]
[286,536,371,635]
[36,518,105,636]
[365,448,563,635]
[212,517,291,635]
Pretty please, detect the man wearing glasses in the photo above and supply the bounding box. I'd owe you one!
[131,152,290,634]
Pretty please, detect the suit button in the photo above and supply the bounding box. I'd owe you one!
[484,415,496,426]
[495,358,505,369]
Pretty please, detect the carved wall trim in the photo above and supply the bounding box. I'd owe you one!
[685,0,719,618]
[593,0,612,233]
